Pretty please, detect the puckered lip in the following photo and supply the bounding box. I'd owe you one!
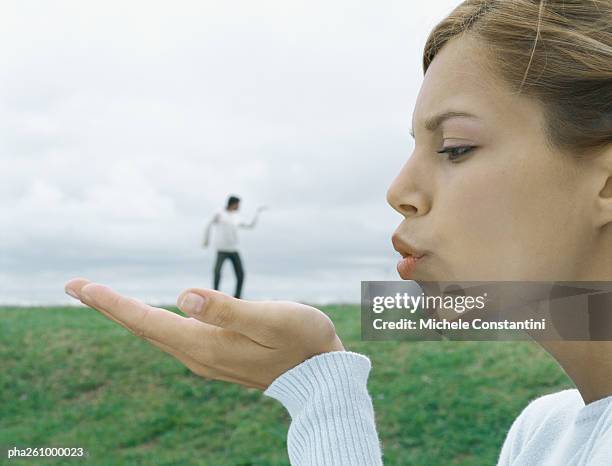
[391,233,427,259]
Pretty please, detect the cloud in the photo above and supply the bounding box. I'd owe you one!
[0,0,461,304]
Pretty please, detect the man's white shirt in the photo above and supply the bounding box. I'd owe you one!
[204,209,259,252]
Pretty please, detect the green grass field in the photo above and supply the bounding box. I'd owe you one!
[1,305,573,465]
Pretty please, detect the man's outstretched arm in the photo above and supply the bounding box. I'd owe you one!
[238,206,267,229]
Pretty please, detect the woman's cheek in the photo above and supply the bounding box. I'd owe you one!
[438,179,522,279]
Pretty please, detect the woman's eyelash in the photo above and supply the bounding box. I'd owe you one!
[436,145,475,161]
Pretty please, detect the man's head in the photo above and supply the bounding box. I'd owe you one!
[226,195,241,211]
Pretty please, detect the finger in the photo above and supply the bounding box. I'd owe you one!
[78,283,270,367]
[69,282,263,387]
[66,278,132,327]
[65,278,127,327]
[78,282,203,348]
[66,279,269,388]
[176,289,289,343]
[67,279,204,356]
[65,277,92,300]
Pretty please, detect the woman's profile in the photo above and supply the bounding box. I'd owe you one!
[65,0,612,464]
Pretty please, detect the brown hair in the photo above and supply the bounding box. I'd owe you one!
[423,0,612,155]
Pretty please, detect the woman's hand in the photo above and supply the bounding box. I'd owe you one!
[64,278,344,390]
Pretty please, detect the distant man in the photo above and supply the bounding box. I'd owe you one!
[202,196,266,298]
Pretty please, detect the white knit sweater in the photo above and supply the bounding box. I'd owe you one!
[264,351,612,466]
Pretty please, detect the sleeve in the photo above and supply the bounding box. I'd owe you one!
[264,351,384,465]
[202,212,219,245]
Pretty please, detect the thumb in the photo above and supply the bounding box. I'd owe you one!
[176,289,280,342]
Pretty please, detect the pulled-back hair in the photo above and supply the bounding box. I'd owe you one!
[423,0,612,155]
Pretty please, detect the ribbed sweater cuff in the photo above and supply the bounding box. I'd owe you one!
[264,351,372,417]
[264,351,382,465]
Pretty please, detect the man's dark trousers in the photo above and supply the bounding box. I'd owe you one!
[213,251,245,298]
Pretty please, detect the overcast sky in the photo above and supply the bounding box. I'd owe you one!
[1,0,460,305]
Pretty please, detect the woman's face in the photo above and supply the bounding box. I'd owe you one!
[387,35,597,282]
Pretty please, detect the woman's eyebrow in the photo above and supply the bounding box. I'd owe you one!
[410,110,480,138]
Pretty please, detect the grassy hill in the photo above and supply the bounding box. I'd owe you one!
[0,305,572,465]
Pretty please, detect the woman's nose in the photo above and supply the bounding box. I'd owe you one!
[386,159,431,218]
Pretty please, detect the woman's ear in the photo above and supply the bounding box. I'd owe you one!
[595,145,612,229]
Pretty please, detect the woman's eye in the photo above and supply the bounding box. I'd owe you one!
[436,145,475,161]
